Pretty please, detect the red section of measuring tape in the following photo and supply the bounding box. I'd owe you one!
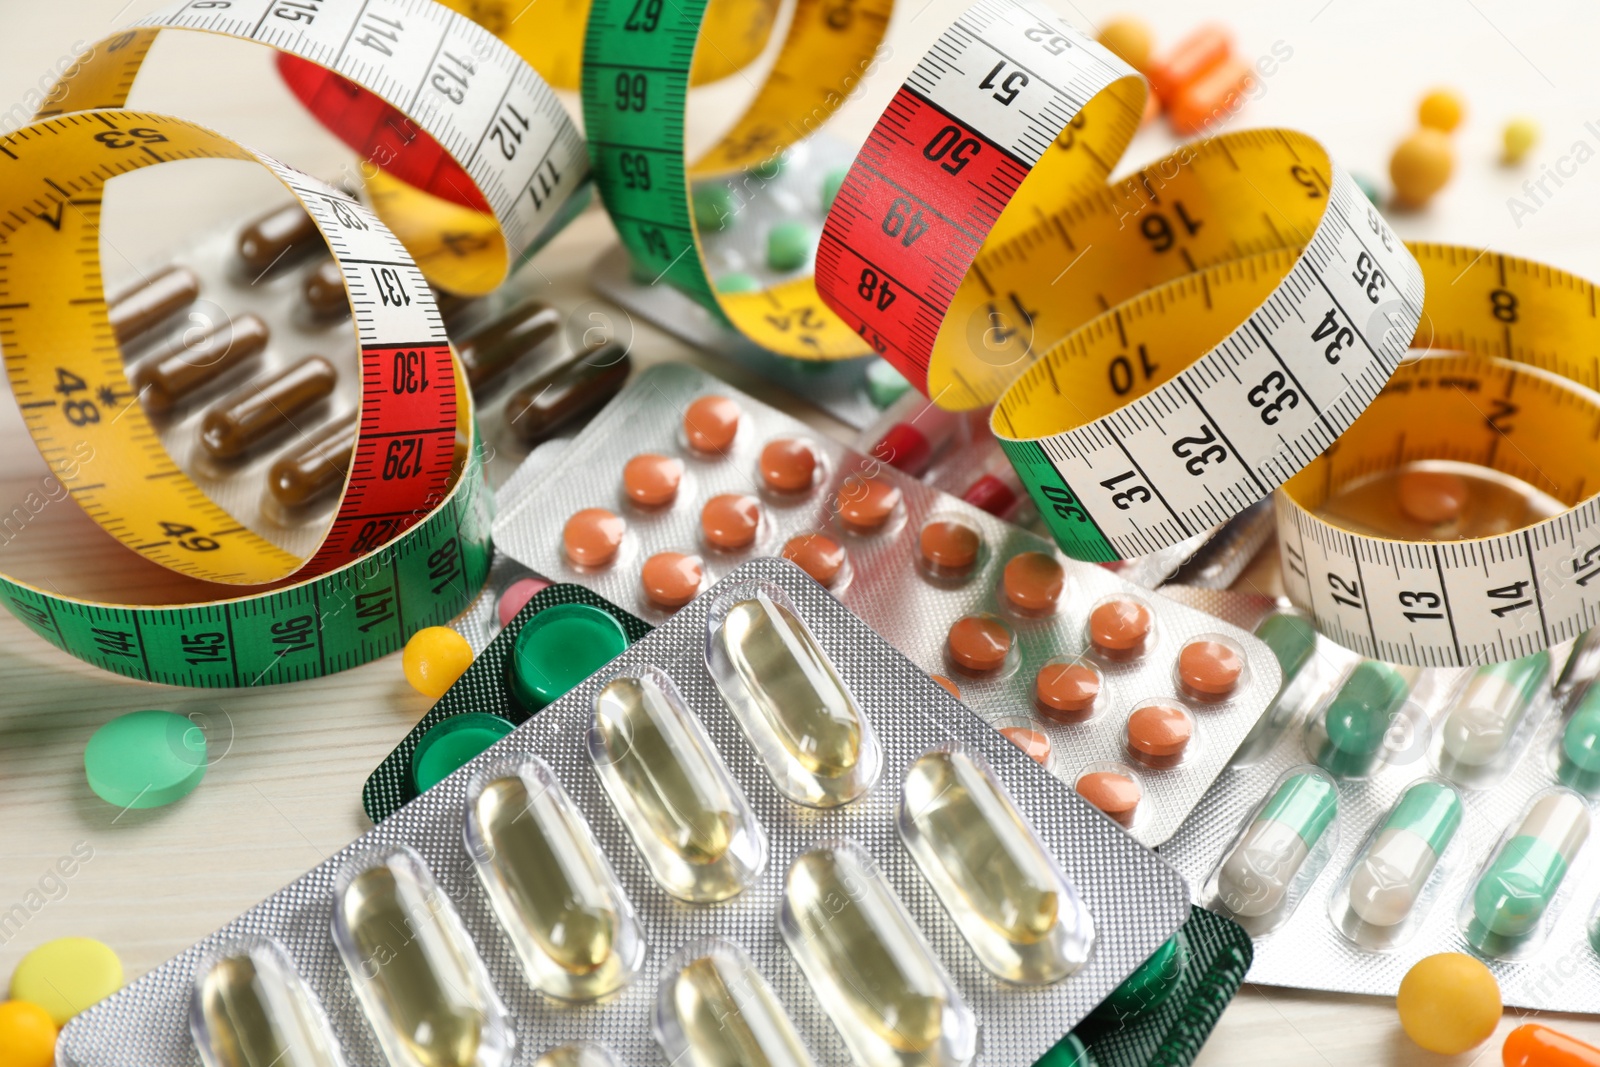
[275,53,490,213]
[301,340,460,574]
[815,87,1029,389]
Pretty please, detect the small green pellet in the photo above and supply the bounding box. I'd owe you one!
[766,221,812,272]
[1352,172,1382,206]
[693,184,736,232]
[822,167,849,212]
[866,358,913,409]
[716,272,761,294]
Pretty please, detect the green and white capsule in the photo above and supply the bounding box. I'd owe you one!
[1339,780,1462,930]
[1215,769,1338,919]
[1309,661,1417,778]
[1558,682,1600,795]
[1464,788,1590,956]
[1437,651,1549,783]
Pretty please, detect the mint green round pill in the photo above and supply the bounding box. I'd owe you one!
[866,358,912,409]
[822,167,849,212]
[766,221,812,271]
[410,713,515,794]
[1353,172,1382,205]
[84,709,206,809]
[508,603,630,711]
[693,184,735,232]
[717,272,761,294]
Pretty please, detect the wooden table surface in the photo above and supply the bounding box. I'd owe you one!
[4,0,1600,1063]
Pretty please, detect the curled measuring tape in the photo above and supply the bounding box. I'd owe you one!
[581,0,894,359]
[1278,245,1600,668]
[42,0,589,296]
[0,111,490,684]
[815,0,1422,563]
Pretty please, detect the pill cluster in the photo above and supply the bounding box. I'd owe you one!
[1158,590,1600,1012]
[492,362,1280,846]
[58,559,1189,1067]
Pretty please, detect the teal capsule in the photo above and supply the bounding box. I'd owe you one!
[1559,684,1600,794]
[1255,614,1317,681]
[1466,790,1590,953]
[766,222,812,272]
[1315,661,1413,777]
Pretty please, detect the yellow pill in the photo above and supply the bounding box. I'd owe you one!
[1418,87,1465,133]
[1503,116,1540,164]
[1096,16,1154,73]
[1396,952,1501,1054]
[1390,128,1455,208]
[9,938,123,1026]
[0,1001,56,1067]
[401,626,475,699]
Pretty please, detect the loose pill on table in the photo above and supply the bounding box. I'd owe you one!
[701,493,761,550]
[929,674,962,700]
[1167,57,1253,136]
[919,519,981,575]
[456,296,562,391]
[1178,639,1244,699]
[1503,117,1540,165]
[692,184,735,231]
[267,411,357,508]
[641,551,703,609]
[200,356,337,459]
[1035,662,1102,723]
[401,626,474,699]
[1502,1024,1600,1067]
[563,508,626,566]
[1090,598,1152,653]
[84,709,206,809]
[0,1000,55,1067]
[236,202,323,275]
[301,257,349,320]
[1000,726,1052,766]
[508,603,630,711]
[1076,771,1141,826]
[497,576,553,627]
[766,221,812,271]
[782,532,846,587]
[1145,24,1230,105]
[1417,87,1466,133]
[1002,551,1065,613]
[131,313,271,415]
[1126,704,1193,767]
[1396,953,1500,1054]
[1390,128,1454,208]
[760,437,818,492]
[834,475,902,532]
[622,453,684,507]
[107,265,200,345]
[947,615,1012,673]
[504,343,632,447]
[683,395,741,453]
[1397,468,1468,524]
[410,712,515,794]
[1095,15,1153,71]
[10,937,123,1025]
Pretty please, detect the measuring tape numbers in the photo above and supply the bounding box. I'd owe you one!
[581,0,893,359]
[43,0,588,296]
[1278,246,1600,667]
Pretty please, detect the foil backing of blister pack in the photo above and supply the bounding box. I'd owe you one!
[1157,586,1600,1012]
[492,362,1282,846]
[57,558,1190,1065]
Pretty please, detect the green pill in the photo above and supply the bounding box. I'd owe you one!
[1466,790,1590,952]
[766,221,812,272]
[693,184,735,232]
[84,709,207,809]
[821,167,849,213]
[1559,684,1600,794]
[716,272,761,294]
[1254,614,1317,682]
[508,603,630,712]
[1315,661,1413,777]
[409,713,515,795]
[866,358,912,409]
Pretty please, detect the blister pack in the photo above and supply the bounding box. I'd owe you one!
[1157,586,1600,1012]
[57,558,1189,1067]
[492,362,1282,846]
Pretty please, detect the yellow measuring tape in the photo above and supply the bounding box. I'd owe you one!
[1277,245,1600,667]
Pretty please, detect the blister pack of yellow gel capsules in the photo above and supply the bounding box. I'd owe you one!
[57,558,1188,1067]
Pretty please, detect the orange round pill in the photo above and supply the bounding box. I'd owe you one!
[1179,639,1243,698]
[760,438,818,493]
[836,476,902,532]
[930,674,962,700]
[919,519,981,574]
[641,551,703,609]
[1002,552,1065,613]
[622,453,683,507]
[1001,726,1052,766]
[947,615,1013,673]
[1397,469,1468,525]
[563,507,625,566]
[782,533,846,587]
[702,493,762,550]
[1090,598,1152,653]
[684,395,741,453]
[1127,704,1194,767]
[1076,771,1141,826]
[1035,662,1102,723]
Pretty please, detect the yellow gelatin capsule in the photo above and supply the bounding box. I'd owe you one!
[465,758,644,1001]
[899,748,1093,984]
[780,839,976,1067]
[532,1046,622,1067]
[707,583,880,807]
[653,940,821,1067]
[191,936,348,1067]
[332,846,514,1067]
[589,668,767,902]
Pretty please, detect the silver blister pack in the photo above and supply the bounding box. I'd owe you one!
[1158,587,1600,1012]
[492,362,1282,846]
[57,558,1189,1065]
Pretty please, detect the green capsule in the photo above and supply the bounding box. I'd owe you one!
[1254,614,1318,681]
[1466,790,1589,952]
[1314,661,1413,777]
[1558,685,1600,794]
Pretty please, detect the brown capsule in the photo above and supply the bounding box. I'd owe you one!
[268,411,357,508]
[302,258,350,320]
[237,202,324,276]
[457,296,561,390]
[504,344,631,446]
[132,314,271,415]
[200,357,338,460]
[107,266,201,345]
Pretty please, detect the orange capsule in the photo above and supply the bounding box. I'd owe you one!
[1146,24,1231,105]
[1502,1023,1600,1067]
[1167,57,1254,136]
